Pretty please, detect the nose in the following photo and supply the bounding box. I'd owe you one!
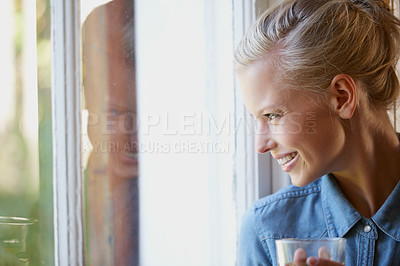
[255,126,277,153]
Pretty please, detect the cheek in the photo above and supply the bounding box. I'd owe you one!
[307,112,345,156]
[283,116,303,135]
[282,113,314,136]
[285,111,340,151]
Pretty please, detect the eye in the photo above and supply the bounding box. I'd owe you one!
[107,108,120,116]
[264,113,280,121]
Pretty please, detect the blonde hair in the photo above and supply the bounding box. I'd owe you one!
[234,0,400,108]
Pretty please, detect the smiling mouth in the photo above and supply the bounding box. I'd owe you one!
[277,152,298,166]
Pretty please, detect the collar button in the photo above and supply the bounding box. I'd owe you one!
[363,225,372,233]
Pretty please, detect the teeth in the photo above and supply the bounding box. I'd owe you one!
[277,152,297,165]
[127,153,138,158]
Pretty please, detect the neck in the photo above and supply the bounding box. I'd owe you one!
[333,109,400,218]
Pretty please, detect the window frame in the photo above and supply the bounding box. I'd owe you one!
[51,0,85,265]
[232,0,260,222]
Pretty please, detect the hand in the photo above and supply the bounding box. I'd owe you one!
[290,248,344,266]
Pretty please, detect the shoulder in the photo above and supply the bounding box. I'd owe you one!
[239,177,329,265]
[254,178,321,210]
[250,178,327,239]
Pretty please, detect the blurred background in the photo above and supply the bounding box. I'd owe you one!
[0,0,53,265]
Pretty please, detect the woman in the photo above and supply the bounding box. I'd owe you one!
[234,0,400,265]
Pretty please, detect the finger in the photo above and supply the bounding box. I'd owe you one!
[318,246,331,260]
[293,248,307,266]
[307,257,344,266]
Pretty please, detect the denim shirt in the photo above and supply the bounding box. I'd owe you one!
[238,174,400,266]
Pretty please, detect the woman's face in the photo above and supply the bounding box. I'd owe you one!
[106,91,139,179]
[238,61,346,186]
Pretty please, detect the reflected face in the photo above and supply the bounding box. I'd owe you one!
[85,58,138,179]
[106,87,138,179]
[105,10,137,179]
[83,0,137,179]
[238,61,346,186]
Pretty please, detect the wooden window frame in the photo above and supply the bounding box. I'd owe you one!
[51,0,84,265]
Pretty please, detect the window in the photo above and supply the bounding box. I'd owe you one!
[37,0,400,265]
[52,0,278,265]
[0,0,53,265]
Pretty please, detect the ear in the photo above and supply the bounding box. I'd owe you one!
[327,74,357,119]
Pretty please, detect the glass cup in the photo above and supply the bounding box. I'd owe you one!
[275,237,346,265]
[0,216,37,266]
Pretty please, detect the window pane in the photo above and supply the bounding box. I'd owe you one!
[0,0,54,265]
[81,0,138,265]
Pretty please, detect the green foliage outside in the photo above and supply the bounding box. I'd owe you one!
[0,0,54,265]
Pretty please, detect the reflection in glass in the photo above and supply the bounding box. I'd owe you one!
[82,0,138,265]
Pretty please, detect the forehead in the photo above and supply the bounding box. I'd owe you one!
[238,61,287,112]
[237,60,319,117]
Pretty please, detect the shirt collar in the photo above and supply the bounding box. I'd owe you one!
[321,174,362,238]
[321,174,400,242]
[372,179,400,241]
